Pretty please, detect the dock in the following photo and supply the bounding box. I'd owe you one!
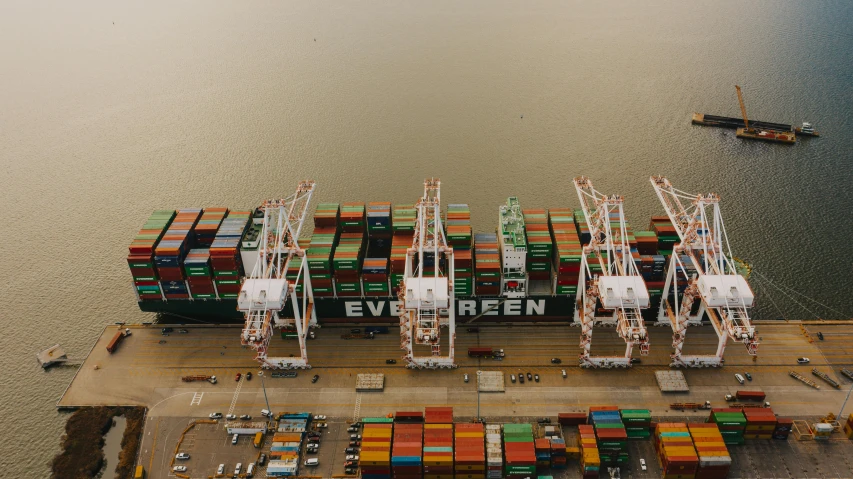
[692,113,819,136]
[37,344,68,368]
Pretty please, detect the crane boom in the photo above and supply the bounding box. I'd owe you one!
[572,176,650,368]
[735,85,750,132]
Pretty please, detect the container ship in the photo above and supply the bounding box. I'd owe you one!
[129,199,694,324]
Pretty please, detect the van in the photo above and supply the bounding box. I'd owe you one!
[232,433,239,445]
[734,373,745,384]
[217,464,225,474]
[246,463,256,477]
[304,458,320,466]
[234,463,242,475]
[260,409,271,417]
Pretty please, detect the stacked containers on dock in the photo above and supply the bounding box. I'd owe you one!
[364,202,392,296]
[842,414,853,439]
[391,205,416,295]
[621,409,652,439]
[423,421,453,479]
[774,417,794,440]
[534,438,551,470]
[308,204,339,297]
[362,423,393,479]
[708,409,746,445]
[210,211,251,298]
[155,208,203,299]
[522,209,554,282]
[743,408,777,440]
[503,424,535,479]
[485,424,503,479]
[577,425,599,478]
[549,209,582,295]
[474,233,501,296]
[392,423,423,479]
[446,204,473,296]
[654,423,698,479]
[814,423,833,441]
[335,203,366,297]
[688,423,731,479]
[558,413,588,427]
[549,435,566,470]
[455,423,486,479]
[128,210,176,300]
[184,248,217,299]
[590,408,628,466]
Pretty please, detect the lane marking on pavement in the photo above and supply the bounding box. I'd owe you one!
[148,418,160,473]
[190,392,204,406]
[352,393,362,421]
[228,377,244,416]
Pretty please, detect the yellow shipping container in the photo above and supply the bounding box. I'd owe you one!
[134,465,145,479]
[425,423,453,429]
[364,430,393,437]
[663,447,698,456]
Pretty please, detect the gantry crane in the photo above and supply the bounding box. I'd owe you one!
[573,176,651,368]
[238,181,318,369]
[649,176,757,368]
[398,178,457,369]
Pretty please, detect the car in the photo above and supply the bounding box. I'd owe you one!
[526,372,532,381]
[304,458,320,466]
[246,372,252,380]
[350,434,362,439]
[734,373,745,384]
[519,374,525,384]
[283,371,298,378]
[817,332,824,340]
[345,447,359,453]
[345,455,360,461]
[745,372,752,381]
[464,374,469,382]
[178,328,188,333]
[306,442,320,448]
[797,357,810,364]
[345,467,358,475]
[631,358,642,364]
[551,358,561,364]
[161,327,174,333]
[259,454,266,466]
[466,327,480,333]
[234,463,242,476]
[261,409,272,417]
[306,447,319,454]
[315,422,328,429]
[209,412,222,419]
[349,440,361,447]
[344,460,358,467]
[314,415,327,420]
[175,452,190,460]
[240,414,252,420]
[510,374,516,383]
[307,431,321,438]
[271,372,282,378]
[232,433,239,445]
[537,418,551,424]
[640,458,647,471]
[350,329,361,334]
[235,372,242,381]
[312,374,320,383]
[386,359,397,364]
[534,374,540,382]
[350,421,361,427]
[561,369,567,378]
[347,426,359,432]
[217,464,225,474]
[226,414,237,420]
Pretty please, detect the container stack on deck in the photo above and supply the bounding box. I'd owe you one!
[155,208,202,299]
[654,423,698,479]
[590,407,628,467]
[209,210,251,299]
[474,234,500,296]
[485,424,503,479]
[522,209,554,282]
[128,210,176,300]
[334,202,366,297]
[391,204,416,295]
[621,409,652,439]
[184,249,216,299]
[308,203,340,297]
[503,424,535,479]
[455,423,485,479]
[708,409,746,445]
[534,438,551,470]
[446,204,474,296]
[364,202,392,297]
[193,207,228,246]
[423,408,453,479]
[549,209,582,296]
[688,423,731,479]
[577,425,599,478]
[362,423,393,479]
[393,423,423,479]
[650,216,678,256]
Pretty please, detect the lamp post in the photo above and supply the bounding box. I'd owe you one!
[258,371,272,422]
[476,370,482,420]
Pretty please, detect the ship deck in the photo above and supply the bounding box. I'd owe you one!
[692,113,819,136]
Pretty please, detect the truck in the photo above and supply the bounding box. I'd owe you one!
[134,465,145,479]
[253,431,264,448]
[182,375,217,384]
[106,329,131,354]
[670,401,711,411]
[467,347,505,358]
[725,391,766,402]
[341,332,375,340]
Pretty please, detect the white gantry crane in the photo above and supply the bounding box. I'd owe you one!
[238,180,318,369]
[573,176,651,368]
[398,178,457,369]
[649,176,757,368]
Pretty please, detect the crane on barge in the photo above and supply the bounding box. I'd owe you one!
[399,178,457,369]
[238,180,317,369]
[573,176,651,368]
[649,176,757,368]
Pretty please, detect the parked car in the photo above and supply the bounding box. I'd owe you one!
[735,374,745,384]
[173,465,187,472]
[386,359,397,364]
[519,374,525,384]
[312,374,320,383]
[526,372,532,381]
[464,374,469,382]
[350,434,362,440]
[345,447,359,453]
[226,414,237,420]
[561,369,567,378]
[209,412,222,419]
[217,464,225,474]
[817,332,824,340]
[551,358,561,364]
[175,453,190,460]
[232,433,239,445]
[284,371,298,378]
[240,414,252,420]
[246,372,252,380]
[797,357,810,364]
[315,422,328,429]
[745,372,752,381]
[234,463,242,476]
[261,409,272,417]
[349,440,361,447]
[235,372,242,381]
[346,455,360,461]
[306,442,319,449]
[259,454,266,465]
[178,328,188,333]
[537,418,551,424]
[161,327,174,334]
[510,374,516,383]
[344,460,358,467]
[304,458,319,467]
[314,415,327,420]
[631,358,642,364]
[640,458,647,471]
[345,467,358,475]
[350,422,361,427]
[306,447,318,454]
[307,432,321,439]
[347,426,359,432]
